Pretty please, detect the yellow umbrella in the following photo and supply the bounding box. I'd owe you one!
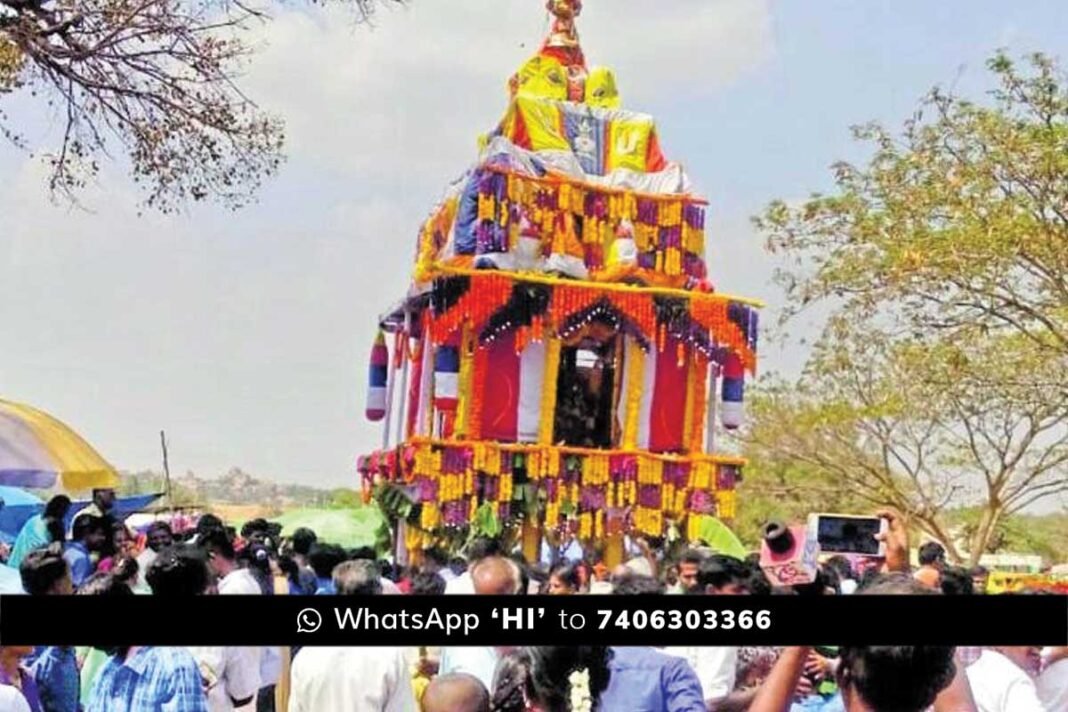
[0,399,120,491]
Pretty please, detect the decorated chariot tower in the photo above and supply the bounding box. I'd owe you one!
[358,0,761,566]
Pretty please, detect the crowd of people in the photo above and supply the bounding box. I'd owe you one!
[0,488,1063,712]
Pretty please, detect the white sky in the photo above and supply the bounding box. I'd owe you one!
[1,0,1065,493]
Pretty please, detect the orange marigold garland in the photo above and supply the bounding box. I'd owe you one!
[467,344,489,440]
[688,353,710,452]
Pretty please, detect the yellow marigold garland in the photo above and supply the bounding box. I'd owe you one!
[384,438,745,540]
[538,337,563,444]
[454,323,476,438]
[716,490,737,519]
[622,340,645,449]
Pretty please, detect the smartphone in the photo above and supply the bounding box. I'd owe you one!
[808,513,887,557]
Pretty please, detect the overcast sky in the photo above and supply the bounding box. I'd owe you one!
[2,0,1065,488]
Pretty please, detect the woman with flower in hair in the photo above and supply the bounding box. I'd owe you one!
[491,647,611,712]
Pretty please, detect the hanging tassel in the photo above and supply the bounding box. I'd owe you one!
[365,331,389,422]
[720,352,746,430]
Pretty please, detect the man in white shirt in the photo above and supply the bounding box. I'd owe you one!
[965,647,1045,712]
[187,646,261,712]
[1038,647,1068,712]
[197,530,264,710]
[201,530,262,595]
[286,561,416,711]
[663,557,754,709]
[440,557,523,689]
[288,647,414,712]
[444,537,501,595]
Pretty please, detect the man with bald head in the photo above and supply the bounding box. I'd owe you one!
[439,557,523,690]
[422,673,491,712]
[471,556,522,595]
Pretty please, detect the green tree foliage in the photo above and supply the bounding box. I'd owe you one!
[949,508,1068,564]
[749,52,1068,566]
[327,488,365,510]
[743,328,1068,565]
[736,419,870,548]
[759,53,1067,355]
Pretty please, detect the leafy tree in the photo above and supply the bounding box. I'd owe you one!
[0,0,401,210]
[949,508,1068,564]
[759,52,1067,356]
[743,327,1068,566]
[751,51,1068,566]
[735,435,870,548]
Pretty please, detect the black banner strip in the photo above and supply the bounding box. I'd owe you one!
[2,595,1065,647]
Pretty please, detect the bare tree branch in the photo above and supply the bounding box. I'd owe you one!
[1,0,404,209]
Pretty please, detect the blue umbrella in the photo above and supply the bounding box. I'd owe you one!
[0,486,44,541]
[0,488,165,540]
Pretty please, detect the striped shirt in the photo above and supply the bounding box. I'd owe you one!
[85,647,208,712]
[29,647,79,712]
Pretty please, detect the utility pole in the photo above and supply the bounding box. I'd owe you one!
[160,430,173,511]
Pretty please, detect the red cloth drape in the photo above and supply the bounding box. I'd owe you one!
[649,335,688,452]
[480,332,521,442]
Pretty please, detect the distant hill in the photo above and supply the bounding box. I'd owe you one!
[118,467,339,510]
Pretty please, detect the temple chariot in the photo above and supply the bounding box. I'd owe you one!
[358,1,761,567]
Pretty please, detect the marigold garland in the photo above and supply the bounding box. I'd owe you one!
[425,269,759,375]
[689,354,710,452]
[682,353,697,451]
[454,323,476,438]
[432,168,712,285]
[429,274,512,346]
[361,438,742,538]
[621,339,645,449]
[538,337,563,444]
[467,343,489,440]
[685,514,701,543]
[716,490,737,519]
[414,197,459,282]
